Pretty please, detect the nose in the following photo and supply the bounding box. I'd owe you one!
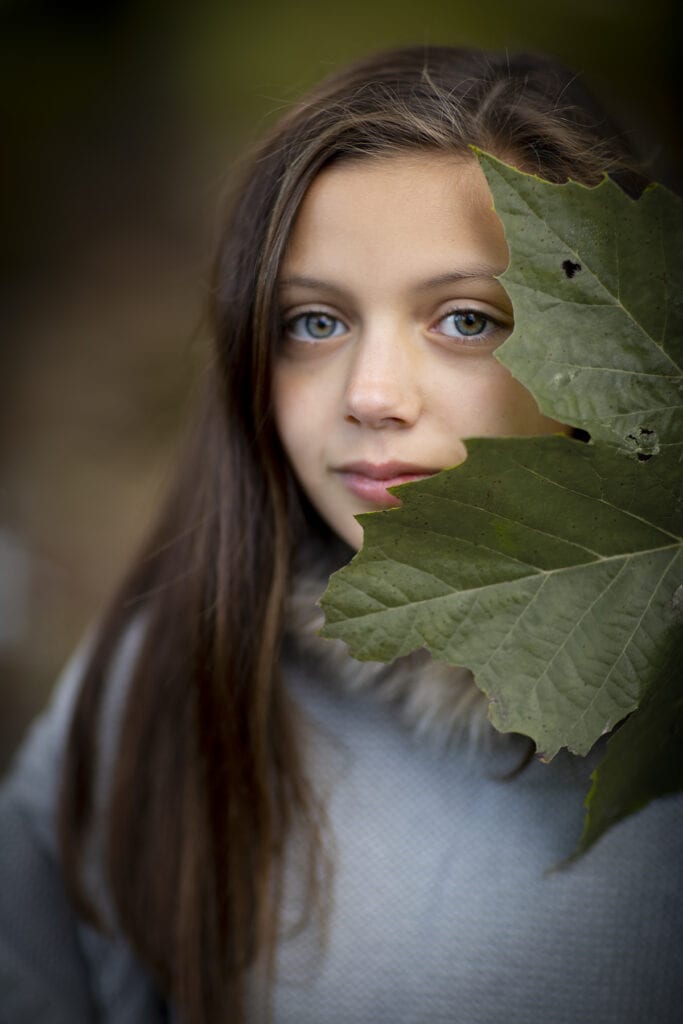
[343,322,421,429]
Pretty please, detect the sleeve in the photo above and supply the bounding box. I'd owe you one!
[0,643,100,1023]
[0,621,168,1024]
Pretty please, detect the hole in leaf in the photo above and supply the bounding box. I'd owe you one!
[620,426,660,461]
[562,259,582,278]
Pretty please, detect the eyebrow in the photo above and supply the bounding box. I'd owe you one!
[278,267,505,295]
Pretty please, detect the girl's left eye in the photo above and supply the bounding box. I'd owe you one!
[434,309,503,342]
[283,311,348,342]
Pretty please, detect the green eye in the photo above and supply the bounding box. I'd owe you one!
[451,311,488,336]
[305,313,337,338]
[285,312,347,342]
[435,308,505,343]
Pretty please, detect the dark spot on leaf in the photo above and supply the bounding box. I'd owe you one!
[619,426,660,461]
[673,586,683,621]
[562,259,582,279]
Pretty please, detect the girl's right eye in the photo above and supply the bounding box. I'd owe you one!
[283,311,348,342]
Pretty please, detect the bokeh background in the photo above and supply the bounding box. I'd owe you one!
[1,0,680,769]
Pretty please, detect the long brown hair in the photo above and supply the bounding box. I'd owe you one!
[58,45,643,1023]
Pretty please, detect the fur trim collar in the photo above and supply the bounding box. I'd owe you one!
[285,559,507,752]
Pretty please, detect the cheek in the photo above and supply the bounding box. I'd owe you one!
[494,374,569,435]
[474,366,558,433]
[274,396,299,470]
[273,367,318,473]
[434,362,566,437]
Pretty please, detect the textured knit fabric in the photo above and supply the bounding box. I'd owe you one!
[267,640,683,1023]
[1,615,682,1023]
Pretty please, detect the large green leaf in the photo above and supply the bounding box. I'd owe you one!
[575,631,683,857]
[477,153,683,454]
[320,155,683,850]
[321,437,682,760]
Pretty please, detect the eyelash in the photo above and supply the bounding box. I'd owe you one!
[282,307,507,344]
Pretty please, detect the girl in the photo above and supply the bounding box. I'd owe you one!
[1,45,681,1024]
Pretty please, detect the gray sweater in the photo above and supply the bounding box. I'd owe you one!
[1,621,682,1023]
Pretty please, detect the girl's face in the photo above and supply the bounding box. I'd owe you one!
[274,153,567,550]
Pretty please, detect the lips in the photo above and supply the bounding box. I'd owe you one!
[335,460,440,506]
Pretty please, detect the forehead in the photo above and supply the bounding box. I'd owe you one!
[281,152,508,281]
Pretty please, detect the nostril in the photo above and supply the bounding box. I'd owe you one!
[345,411,409,429]
[344,381,420,427]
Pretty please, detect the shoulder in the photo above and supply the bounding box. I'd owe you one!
[2,617,146,850]
[0,618,166,1024]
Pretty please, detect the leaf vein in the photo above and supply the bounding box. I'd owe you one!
[395,495,603,561]
[502,179,681,373]
[508,460,681,542]
[527,558,633,718]
[333,544,680,620]
[567,550,679,738]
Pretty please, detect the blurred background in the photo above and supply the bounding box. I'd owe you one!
[1,0,680,769]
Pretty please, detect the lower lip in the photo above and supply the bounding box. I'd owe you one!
[338,471,433,507]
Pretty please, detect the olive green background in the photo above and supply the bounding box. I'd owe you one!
[1,0,679,766]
